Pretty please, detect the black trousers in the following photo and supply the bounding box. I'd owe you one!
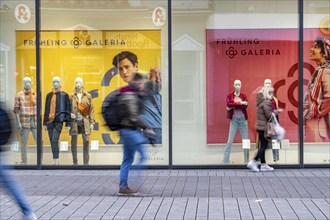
[47,122,63,159]
[254,130,269,164]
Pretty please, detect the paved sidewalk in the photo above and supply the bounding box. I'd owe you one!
[0,169,329,220]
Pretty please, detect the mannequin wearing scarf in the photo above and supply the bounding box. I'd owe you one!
[303,38,330,142]
[43,77,71,165]
[13,77,37,164]
[69,77,95,165]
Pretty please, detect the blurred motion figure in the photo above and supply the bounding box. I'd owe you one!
[0,102,37,220]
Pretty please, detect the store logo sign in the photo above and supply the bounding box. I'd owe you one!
[70,37,83,49]
[152,7,166,27]
[15,4,31,24]
[218,38,281,59]
[319,16,330,35]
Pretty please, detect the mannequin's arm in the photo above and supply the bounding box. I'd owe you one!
[89,97,95,131]
[13,95,22,131]
[14,112,22,131]
[226,94,248,109]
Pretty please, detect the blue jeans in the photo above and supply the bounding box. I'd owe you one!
[223,115,249,164]
[0,154,33,215]
[119,129,146,188]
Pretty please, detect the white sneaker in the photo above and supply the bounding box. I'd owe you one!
[260,164,274,172]
[23,212,37,220]
[247,160,259,172]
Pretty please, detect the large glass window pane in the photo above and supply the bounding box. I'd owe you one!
[172,0,299,166]
[303,1,330,164]
[1,1,37,166]
[21,0,169,166]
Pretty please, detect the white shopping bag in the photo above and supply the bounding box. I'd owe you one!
[60,141,68,151]
[271,139,280,149]
[242,139,250,149]
[11,141,19,151]
[91,140,99,151]
[281,139,290,149]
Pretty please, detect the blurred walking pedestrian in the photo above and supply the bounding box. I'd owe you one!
[0,102,37,220]
[117,73,155,196]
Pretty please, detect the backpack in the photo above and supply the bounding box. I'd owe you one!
[0,105,12,147]
[102,90,122,131]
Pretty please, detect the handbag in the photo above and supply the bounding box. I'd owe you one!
[264,113,286,140]
[264,115,277,139]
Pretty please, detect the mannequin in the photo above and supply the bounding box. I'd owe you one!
[223,80,249,164]
[258,79,283,162]
[43,77,71,165]
[13,77,37,164]
[70,77,95,165]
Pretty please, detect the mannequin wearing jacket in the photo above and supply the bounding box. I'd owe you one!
[13,77,37,164]
[70,77,95,165]
[43,77,71,165]
[223,80,249,164]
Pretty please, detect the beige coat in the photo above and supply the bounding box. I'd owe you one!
[69,89,95,135]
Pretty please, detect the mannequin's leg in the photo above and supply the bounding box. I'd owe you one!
[47,124,55,159]
[82,133,90,165]
[20,128,29,164]
[238,118,249,163]
[71,135,78,165]
[223,118,239,164]
[52,123,63,160]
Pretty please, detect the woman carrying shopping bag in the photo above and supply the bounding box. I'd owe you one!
[247,86,278,172]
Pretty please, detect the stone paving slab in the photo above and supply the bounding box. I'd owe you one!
[0,169,329,220]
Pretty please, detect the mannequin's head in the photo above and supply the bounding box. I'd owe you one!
[52,76,61,90]
[75,77,83,90]
[264,79,272,87]
[23,77,32,91]
[233,80,241,92]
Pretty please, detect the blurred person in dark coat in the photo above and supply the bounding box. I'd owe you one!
[0,102,37,220]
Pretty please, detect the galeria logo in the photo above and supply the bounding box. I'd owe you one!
[70,37,83,49]
[225,47,238,59]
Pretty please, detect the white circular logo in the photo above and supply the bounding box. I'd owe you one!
[15,4,31,24]
[152,7,166,27]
